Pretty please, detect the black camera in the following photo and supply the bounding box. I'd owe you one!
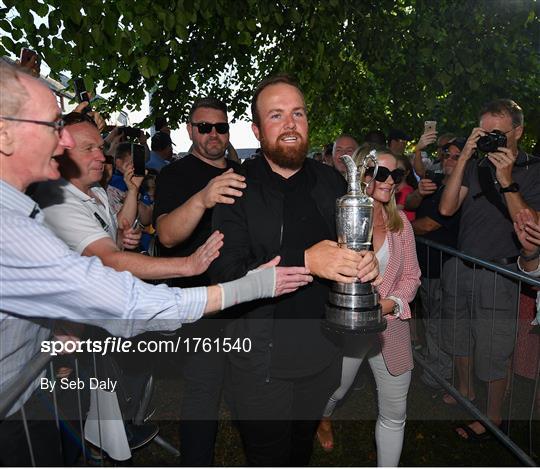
[425,169,444,187]
[477,130,507,153]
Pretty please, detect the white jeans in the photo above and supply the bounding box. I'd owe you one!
[323,342,411,467]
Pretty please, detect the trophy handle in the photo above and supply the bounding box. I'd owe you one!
[339,150,379,195]
[358,149,378,195]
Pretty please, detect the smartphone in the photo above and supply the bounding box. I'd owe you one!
[425,169,444,186]
[424,120,437,134]
[73,78,91,103]
[132,143,146,177]
[19,48,41,76]
[20,48,38,66]
[121,126,142,139]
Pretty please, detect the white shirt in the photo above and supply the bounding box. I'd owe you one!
[33,179,117,253]
[0,179,207,416]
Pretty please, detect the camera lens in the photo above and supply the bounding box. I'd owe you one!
[477,131,507,153]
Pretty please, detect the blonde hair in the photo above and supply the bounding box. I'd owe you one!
[352,143,403,233]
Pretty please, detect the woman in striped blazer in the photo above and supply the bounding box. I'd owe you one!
[317,146,421,467]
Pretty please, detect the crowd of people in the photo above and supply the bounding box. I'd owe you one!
[1,57,539,467]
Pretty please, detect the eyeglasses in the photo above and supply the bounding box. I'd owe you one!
[191,122,230,134]
[0,116,65,132]
[365,166,405,185]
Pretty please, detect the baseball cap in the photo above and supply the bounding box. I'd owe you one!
[442,137,466,152]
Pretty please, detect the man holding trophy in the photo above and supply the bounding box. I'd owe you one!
[210,75,380,466]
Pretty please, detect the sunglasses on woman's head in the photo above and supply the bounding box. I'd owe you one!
[191,122,230,134]
[365,166,405,184]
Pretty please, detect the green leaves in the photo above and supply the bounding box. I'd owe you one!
[3,0,538,151]
[118,69,131,83]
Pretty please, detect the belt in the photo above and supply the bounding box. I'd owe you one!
[462,256,518,270]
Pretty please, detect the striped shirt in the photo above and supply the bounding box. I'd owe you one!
[0,179,207,415]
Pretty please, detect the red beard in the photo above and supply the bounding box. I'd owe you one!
[260,131,309,170]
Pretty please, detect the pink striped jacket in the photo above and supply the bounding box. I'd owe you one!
[375,211,421,376]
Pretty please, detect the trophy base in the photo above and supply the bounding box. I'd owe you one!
[324,303,387,334]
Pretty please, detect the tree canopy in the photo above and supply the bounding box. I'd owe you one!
[1,0,539,148]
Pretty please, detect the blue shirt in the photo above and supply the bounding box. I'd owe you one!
[0,179,207,415]
[146,151,170,173]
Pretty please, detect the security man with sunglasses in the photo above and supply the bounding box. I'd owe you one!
[153,97,245,466]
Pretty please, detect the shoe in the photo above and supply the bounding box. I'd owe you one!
[125,422,159,450]
[455,421,491,442]
[316,418,334,452]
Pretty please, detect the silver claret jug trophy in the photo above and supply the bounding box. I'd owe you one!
[325,151,387,333]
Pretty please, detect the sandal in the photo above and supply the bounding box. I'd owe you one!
[316,418,334,452]
[455,422,491,442]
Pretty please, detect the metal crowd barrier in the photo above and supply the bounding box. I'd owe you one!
[0,348,178,466]
[415,237,539,467]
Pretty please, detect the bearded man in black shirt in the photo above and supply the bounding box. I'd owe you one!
[210,75,379,466]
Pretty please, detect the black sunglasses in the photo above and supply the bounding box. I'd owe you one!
[191,122,229,134]
[365,166,405,184]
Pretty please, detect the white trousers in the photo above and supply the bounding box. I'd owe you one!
[323,344,411,467]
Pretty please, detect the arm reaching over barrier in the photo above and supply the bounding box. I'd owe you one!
[210,255,313,311]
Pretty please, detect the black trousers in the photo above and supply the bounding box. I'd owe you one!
[179,347,227,466]
[0,388,63,467]
[227,355,341,467]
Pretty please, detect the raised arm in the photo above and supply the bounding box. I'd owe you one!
[439,128,483,215]
[156,169,246,248]
[82,230,224,280]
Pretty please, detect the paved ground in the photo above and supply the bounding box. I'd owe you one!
[128,357,539,466]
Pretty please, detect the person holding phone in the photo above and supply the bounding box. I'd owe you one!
[410,138,464,394]
[107,142,153,233]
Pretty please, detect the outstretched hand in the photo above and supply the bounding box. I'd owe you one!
[256,255,313,296]
[186,230,224,276]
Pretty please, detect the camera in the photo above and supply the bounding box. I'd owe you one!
[477,130,507,153]
[425,169,444,187]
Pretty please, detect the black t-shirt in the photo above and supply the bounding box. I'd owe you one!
[153,153,241,287]
[415,185,460,278]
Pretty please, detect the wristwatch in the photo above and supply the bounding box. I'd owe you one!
[520,248,540,261]
[499,182,520,193]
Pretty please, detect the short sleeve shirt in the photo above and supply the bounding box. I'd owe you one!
[459,151,540,259]
[33,179,117,253]
[153,154,241,286]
